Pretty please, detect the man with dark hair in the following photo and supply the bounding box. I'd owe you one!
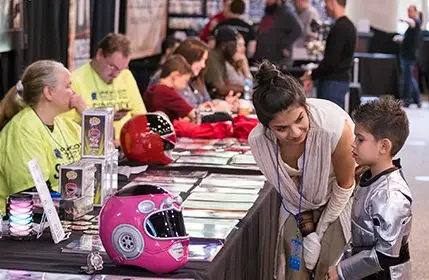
[394,5,422,108]
[64,33,146,141]
[254,0,302,65]
[214,0,256,57]
[301,0,356,109]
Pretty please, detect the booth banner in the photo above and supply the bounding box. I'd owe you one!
[126,0,168,60]
[68,0,91,71]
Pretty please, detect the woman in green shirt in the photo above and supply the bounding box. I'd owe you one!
[0,60,86,213]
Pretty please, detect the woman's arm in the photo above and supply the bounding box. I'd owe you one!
[305,121,356,270]
[332,121,356,189]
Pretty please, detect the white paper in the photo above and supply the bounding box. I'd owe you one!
[117,165,148,178]
[27,158,68,244]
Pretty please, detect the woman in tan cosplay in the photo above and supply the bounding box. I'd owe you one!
[249,60,356,279]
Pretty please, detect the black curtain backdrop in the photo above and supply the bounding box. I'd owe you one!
[24,0,69,66]
[90,0,116,57]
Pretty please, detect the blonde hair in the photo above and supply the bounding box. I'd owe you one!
[0,60,66,129]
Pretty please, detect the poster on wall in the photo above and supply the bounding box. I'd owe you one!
[0,0,22,53]
[68,0,91,71]
[126,0,168,60]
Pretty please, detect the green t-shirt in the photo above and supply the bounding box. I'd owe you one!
[62,62,147,139]
[0,107,81,213]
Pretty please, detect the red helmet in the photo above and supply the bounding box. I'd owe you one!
[120,113,176,165]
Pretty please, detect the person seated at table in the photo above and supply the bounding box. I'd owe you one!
[149,39,237,113]
[225,33,253,87]
[205,26,245,99]
[144,55,198,123]
[62,33,147,141]
[0,60,86,214]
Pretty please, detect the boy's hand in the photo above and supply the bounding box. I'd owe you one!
[327,266,339,280]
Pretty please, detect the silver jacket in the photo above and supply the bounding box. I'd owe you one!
[338,168,412,280]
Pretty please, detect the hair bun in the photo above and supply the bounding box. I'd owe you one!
[255,60,283,86]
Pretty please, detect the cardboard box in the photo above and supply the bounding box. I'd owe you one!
[59,161,96,200]
[81,108,114,158]
[81,149,118,206]
[59,196,94,221]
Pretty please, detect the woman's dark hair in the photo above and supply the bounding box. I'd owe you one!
[174,39,209,93]
[252,60,307,127]
[174,39,208,66]
[223,41,238,66]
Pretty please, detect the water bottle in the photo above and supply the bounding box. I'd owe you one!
[243,78,253,100]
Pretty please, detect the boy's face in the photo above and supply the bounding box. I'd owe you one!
[352,124,383,166]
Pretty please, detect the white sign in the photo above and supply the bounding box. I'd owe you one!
[27,158,69,244]
[126,0,168,59]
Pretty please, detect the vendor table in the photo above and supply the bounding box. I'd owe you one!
[0,177,280,280]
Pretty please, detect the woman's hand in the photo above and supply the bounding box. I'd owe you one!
[233,52,247,62]
[199,101,214,112]
[212,99,232,113]
[69,93,86,115]
[225,91,240,113]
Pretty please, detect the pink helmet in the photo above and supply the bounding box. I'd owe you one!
[99,183,189,274]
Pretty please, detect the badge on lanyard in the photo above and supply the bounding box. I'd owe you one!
[289,238,303,270]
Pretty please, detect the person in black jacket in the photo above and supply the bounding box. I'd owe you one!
[394,5,422,108]
[301,0,356,109]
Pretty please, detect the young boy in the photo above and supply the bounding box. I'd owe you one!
[328,97,413,280]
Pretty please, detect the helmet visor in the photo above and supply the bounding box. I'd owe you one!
[145,209,186,238]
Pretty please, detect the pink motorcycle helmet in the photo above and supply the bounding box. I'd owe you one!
[99,183,189,274]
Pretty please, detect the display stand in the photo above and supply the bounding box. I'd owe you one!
[27,158,70,244]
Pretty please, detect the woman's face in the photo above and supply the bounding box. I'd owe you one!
[191,51,208,76]
[237,36,246,56]
[268,105,310,145]
[49,69,76,113]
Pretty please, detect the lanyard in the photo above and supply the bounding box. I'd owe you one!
[276,141,305,236]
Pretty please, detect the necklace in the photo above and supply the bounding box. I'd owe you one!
[33,109,76,163]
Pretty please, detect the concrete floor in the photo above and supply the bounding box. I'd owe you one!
[397,102,429,279]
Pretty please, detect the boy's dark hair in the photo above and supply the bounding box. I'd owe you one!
[352,96,409,156]
[230,0,246,15]
[160,55,193,78]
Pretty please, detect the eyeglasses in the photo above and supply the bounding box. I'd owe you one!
[103,55,127,73]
